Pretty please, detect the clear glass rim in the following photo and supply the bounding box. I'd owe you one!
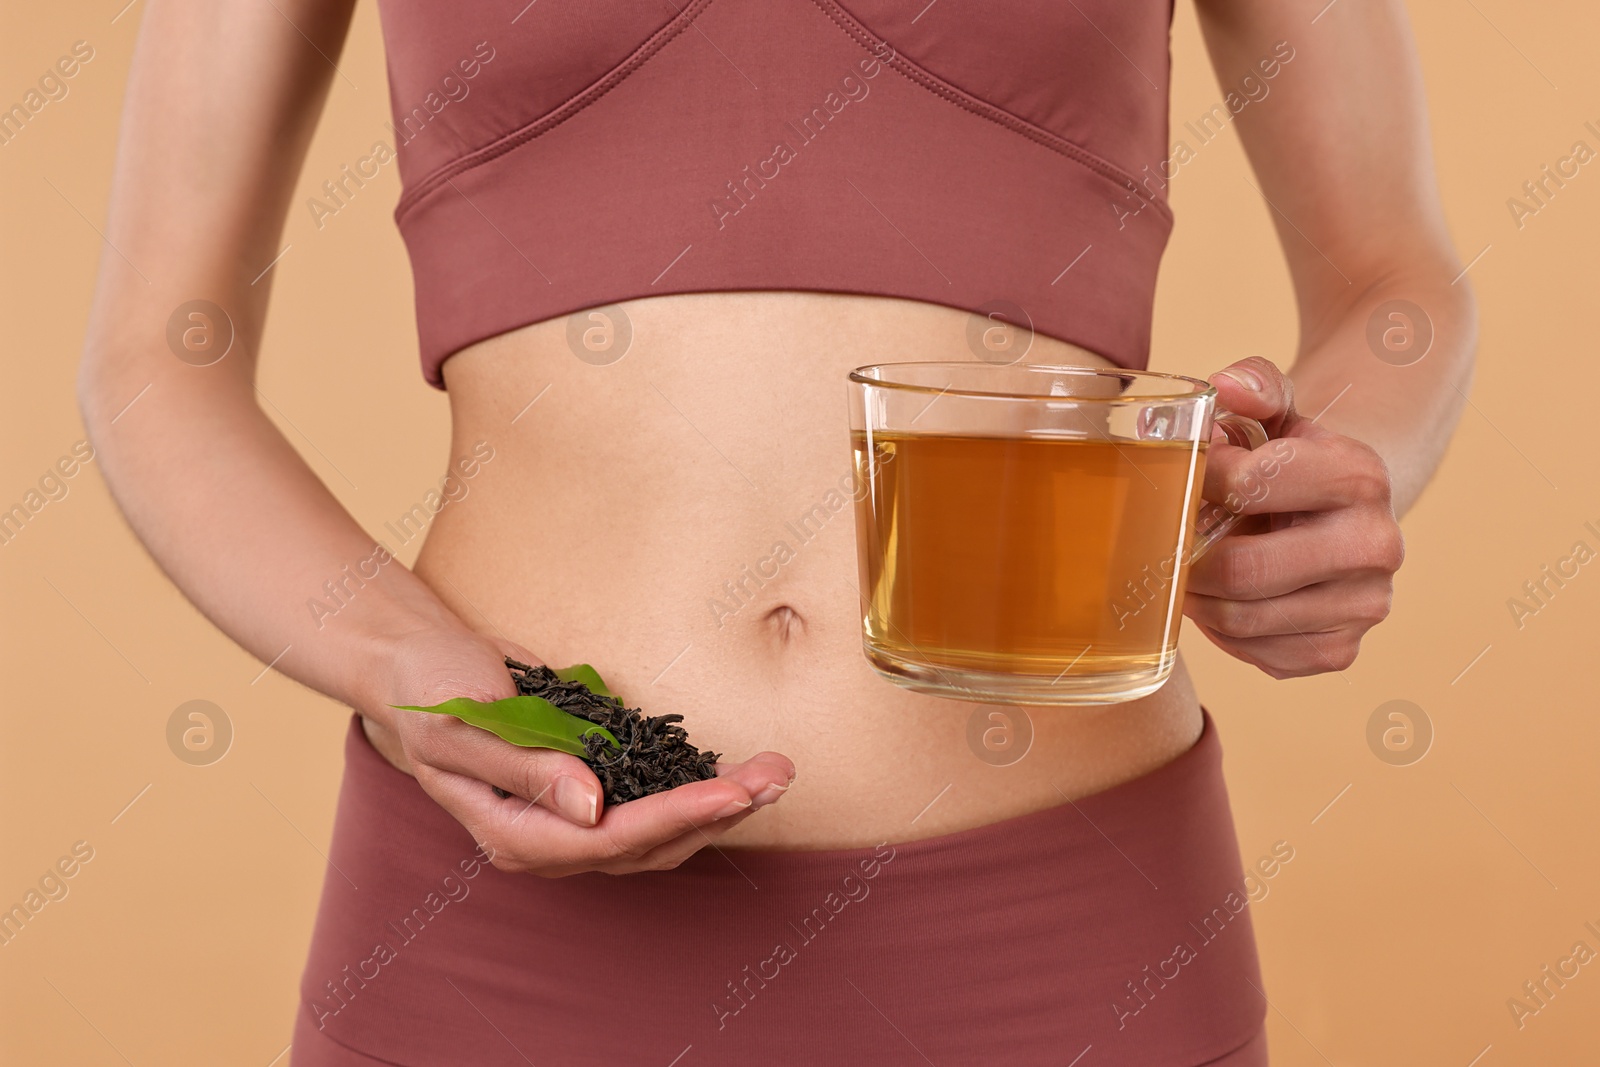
[847,360,1217,403]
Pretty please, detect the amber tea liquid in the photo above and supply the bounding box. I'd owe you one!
[852,430,1207,692]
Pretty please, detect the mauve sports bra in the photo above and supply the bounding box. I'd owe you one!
[373,0,1175,388]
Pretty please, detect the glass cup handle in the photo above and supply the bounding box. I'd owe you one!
[1187,410,1270,564]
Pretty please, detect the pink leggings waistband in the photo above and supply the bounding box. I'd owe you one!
[293,710,1267,1066]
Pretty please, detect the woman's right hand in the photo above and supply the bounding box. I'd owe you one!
[355,627,795,878]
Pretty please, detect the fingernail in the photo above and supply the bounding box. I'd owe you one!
[554,777,598,826]
[714,798,753,819]
[752,782,790,808]
[1217,368,1263,391]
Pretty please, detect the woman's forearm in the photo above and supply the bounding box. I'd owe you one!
[1194,0,1480,517]
[71,0,452,713]
[78,349,464,712]
[1287,273,1478,517]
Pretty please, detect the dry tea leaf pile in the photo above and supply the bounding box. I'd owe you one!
[506,658,720,806]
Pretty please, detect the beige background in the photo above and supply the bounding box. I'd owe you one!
[3,1,1597,1063]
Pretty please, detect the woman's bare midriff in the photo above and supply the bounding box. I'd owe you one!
[410,291,1204,851]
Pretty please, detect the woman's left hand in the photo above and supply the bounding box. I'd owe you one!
[1184,356,1406,679]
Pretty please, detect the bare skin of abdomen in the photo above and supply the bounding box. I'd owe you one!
[412,292,1203,850]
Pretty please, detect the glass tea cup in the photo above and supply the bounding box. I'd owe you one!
[848,361,1267,706]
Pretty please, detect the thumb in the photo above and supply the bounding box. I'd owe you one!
[411,719,607,828]
[1208,356,1298,436]
[490,636,543,670]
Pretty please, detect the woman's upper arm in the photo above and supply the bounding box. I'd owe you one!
[1191,0,1466,325]
[81,0,357,401]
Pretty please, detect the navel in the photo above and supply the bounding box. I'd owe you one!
[764,603,806,643]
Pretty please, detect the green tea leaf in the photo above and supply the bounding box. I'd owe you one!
[393,695,619,755]
[553,663,616,700]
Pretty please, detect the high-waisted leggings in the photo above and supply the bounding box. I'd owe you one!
[291,710,1268,1066]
